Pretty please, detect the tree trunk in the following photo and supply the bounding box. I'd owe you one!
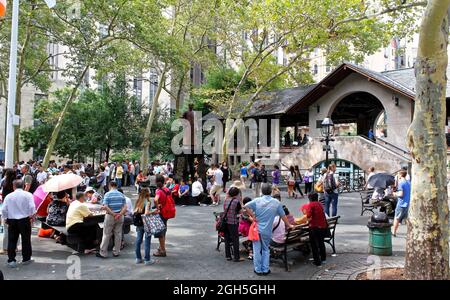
[42,65,89,168]
[405,0,450,280]
[106,146,111,162]
[140,68,167,175]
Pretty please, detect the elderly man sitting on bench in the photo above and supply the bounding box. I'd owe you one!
[66,192,99,254]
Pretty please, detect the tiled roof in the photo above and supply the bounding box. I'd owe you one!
[203,85,316,119]
[382,64,450,98]
[245,85,317,117]
[205,62,450,119]
[344,62,415,98]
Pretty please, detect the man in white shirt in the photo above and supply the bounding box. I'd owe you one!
[210,164,223,206]
[36,165,48,185]
[192,178,206,206]
[1,179,36,268]
[104,161,111,186]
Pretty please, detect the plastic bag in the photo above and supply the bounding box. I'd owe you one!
[248,222,259,241]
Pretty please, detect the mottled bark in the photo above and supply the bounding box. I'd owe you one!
[42,65,89,169]
[405,0,450,280]
[140,69,167,175]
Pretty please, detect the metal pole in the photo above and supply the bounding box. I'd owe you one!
[4,0,20,168]
[325,136,329,168]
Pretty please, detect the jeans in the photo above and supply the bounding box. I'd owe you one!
[224,223,240,260]
[135,226,151,261]
[294,181,304,196]
[7,217,32,263]
[252,234,271,273]
[305,182,313,194]
[130,174,135,186]
[324,192,339,217]
[309,228,326,265]
[116,178,122,189]
[254,182,262,197]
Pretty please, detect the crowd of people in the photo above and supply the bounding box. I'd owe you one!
[0,159,175,268]
[218,181,330,274]
[0,156,412,274]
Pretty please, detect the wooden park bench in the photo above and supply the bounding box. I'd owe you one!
[269,216,341,271]
[213,212,247,252]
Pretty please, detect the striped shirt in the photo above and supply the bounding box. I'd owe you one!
[102,189,125,213]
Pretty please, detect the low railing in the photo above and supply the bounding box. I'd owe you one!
[359,135,410,159]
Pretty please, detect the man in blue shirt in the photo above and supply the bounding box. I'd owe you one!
[393,170,411,236]
[97,181,127,258]
[244,183,293,275]
[368,128,375,141]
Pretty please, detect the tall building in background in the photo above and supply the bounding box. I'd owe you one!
[309,34,420,83]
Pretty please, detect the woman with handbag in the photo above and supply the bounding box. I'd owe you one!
[222,187,243,262]
[314,167,328,207]
[287,166,297,198]
[133,188,155,265]
[153,175,171,257]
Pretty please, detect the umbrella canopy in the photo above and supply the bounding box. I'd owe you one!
[43,173,83,193]
[368,173,395,189]
[33,185,49,211]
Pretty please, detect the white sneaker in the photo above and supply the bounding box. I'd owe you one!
[7,261,17,268]
[21,259,34,265]
[136,259,143,264]
[144,259,156,266]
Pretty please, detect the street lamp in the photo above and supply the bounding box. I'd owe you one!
[320,117,335,167]
[3,0,56,168]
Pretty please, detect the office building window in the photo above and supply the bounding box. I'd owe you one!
[313,64,318,75]
[149,70,158,107]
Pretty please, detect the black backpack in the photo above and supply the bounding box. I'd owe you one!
[29,171,40,194]
[323,173,336,193]
[132,211,144,227]
[255,169,263,182]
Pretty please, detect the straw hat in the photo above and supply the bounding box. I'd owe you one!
[230,180,245,190]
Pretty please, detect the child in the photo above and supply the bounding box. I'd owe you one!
[171,178,180,205]
[179,179,190,206]
[239,197,254,260]
[304,193,328,266]
[272,188,295,225]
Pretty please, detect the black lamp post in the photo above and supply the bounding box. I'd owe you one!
[320,117,335,167]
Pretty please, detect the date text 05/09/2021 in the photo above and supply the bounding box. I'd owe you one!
[173,284,276,297]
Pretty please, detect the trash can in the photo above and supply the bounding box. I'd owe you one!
[367,212,392,256]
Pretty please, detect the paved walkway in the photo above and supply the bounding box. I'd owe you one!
[0,186,407,280]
